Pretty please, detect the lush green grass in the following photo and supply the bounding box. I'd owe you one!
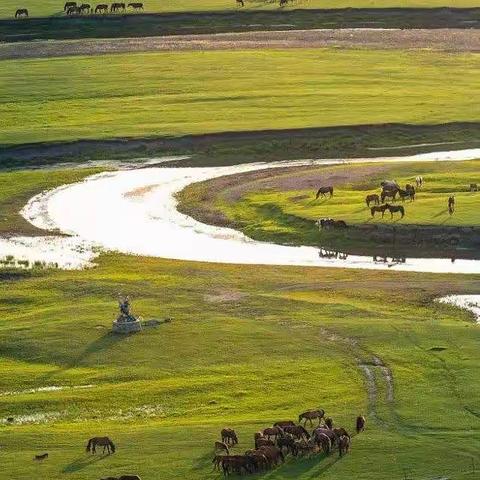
[0,165,478,480]
[178,160,480,253]
[1,0,478,19]
[1,49,480,146]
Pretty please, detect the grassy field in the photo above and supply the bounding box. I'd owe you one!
[1,0,479,19]
[178,160,480,252]
[1,49,480,147]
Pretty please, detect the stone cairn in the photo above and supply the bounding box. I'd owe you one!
[112,295,142,334]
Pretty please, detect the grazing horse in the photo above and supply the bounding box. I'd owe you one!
[365,194,380,207]
[214,441,229,455]
[258,445,284,466]
[127,1,143,9]
[67,6,81,14]
[381,189,397,203]
[86,437,116,454]
[415,175,424,188]
[385,203,405,219]
[397,188,415,202]
[221,428,238,445]
[15,8,28,17]
[283,425,310,440]
[277,435,297,456]
[333,427,350,440]
[324,417,333,429]
[370,204,389,218]
[262,426,283,440]
[256,438,274,448]
[64,1,77,10]
[95,3,108,12]
[298,409,324,426]
[236,0,244,5]
[110,2,125,11]
[356,415,366,433]
[312,431,331,454]
[79,3,91,12]
[317,218,347,229]
[338,435,350,457]
[315,186,334,199]
[470,183,478,192]
[448,195,455,215]
[34,453,48,460]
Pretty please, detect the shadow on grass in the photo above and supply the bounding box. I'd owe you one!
[192,450,216,471]
[433,208,448,218]
[62,453,109,473]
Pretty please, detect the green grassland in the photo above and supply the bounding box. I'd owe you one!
[178,160,480,250]
[1,49,480,147]
[1,0,479,19]
[0,159,478,480]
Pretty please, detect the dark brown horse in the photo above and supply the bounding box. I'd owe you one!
[95,3,108,12]
[312,431,331,454]
[370,204,389,218]
[66,6,80,14]
[221,428,238,445]
[298,409,324,426]
[110,2,125,11]
[356,415,366,433]
[86,436,115,454]
[79,3,91,12]
[385,203,405,219]
[365,194,380,207]
[448,195,455,215]
[470,183,478,192]
[283,425,310,440]
[262,426,283,440]
[64,1,76,10]
[338,435,350,457]
[15,8,28,17]
[315,186,334,199]
[215,441,230,455]
[273,420,295,428]
[381,189,397,203]
[398,188,415,202]
[324,417,333,429]
[34,453,48,460]
[127,1,143,9]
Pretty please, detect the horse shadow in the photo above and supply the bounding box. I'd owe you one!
[62,453,108,473]
[192,451,214,471]
[433,208,448,218]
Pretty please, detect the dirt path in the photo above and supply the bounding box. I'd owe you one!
[2,28,480,60]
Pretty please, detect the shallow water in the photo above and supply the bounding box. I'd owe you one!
[437,295,480,323]
[17,148,480,274]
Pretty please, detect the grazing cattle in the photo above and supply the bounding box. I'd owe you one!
[385,203,405,219]
[221,428,238,446]
[262,426,283,441]
[415,175,424,188]
[34,453,48,460]
[448,195,455,215]
[273,420,296,428]
[298,409,324,427]
[470,183,478,192]
[338,435,350,457]
[79,3,91,12]
[127,1,143,9]
[370,204,389,218]
[214,441,229,455]
[95,3,108,12]
[15,8,28,17]
[315,186,334,199]
[283,425,310,440]
[85,436,115,454]
[64,1,76,10]
[356,415,366,433]
[366,194,380,207]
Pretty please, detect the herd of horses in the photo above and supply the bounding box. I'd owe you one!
[14,1,143,17]
[212,410,366,476]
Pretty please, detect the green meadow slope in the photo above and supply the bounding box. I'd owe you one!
[1,48,480,146]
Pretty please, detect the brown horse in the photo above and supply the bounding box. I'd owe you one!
[257,445,284,466]
[448,195,455,215]
[15,8,28,17]
[356,415,366,433]
[324,417,333,429]
[398,188,415,202]
[64,1,76,10]
[298,409,324,426]
[256,438,274,448]
[381,189,397,203]
[370,204,389,218]
[385,203,405,219]
[315,186,334,199]
[262,426,283,440]
[215,441,230,455]
[338,435,350,457]
[333,427,350,439]
[365,194,380,207]
[67,6,81,14]
[221,428,238,445]
[110,2,125,11]
[86,436,116,454]
[79,3,91,12]
[127,1,143,9]
[283,425,310,440]
[470,183,478,192]
[34,453,48,460]
[95,3,108,12]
